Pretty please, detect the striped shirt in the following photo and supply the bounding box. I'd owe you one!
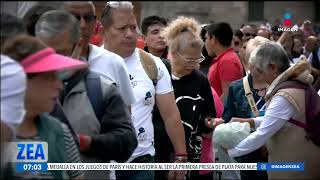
[10,123,83,179]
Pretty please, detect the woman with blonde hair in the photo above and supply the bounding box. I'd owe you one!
[160,16,217,180]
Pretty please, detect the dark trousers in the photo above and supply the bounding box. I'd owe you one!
[234,147,268,180]
[116,155,155,180]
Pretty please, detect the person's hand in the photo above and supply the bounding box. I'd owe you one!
[168,169,186,180]
[78,134,91,152]
[168,155,187,180]
[230,117,249,123]
[168,161,187,180]
[230,117,255,128]
[220,146,228,154]
[205,117,224,129]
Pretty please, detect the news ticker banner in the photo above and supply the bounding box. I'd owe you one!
[5,141,304,172]
[15,162,305,172]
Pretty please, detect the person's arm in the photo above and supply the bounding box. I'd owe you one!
[83,83,137,162]
[156,93,187,180]
[154,57,187,180]
[227,96,297,158]
[156,92,187,154]
[222,83,237,122]
[200,76,216,136]
[219,58,243,103]
[220,80,233,103]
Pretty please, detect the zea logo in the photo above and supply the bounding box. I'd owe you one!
[278,11,298,32]
[4,141,48,172]
[15,141,48,162]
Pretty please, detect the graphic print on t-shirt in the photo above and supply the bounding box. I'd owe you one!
[144,91,153,105]
[129,74,137,88]
[138,127,147,143]
[176,94,205,161]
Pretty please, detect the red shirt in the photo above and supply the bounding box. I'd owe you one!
[208,48,244,97]
[136,37,145,49]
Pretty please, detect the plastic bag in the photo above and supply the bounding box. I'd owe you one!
[212,122,251,149]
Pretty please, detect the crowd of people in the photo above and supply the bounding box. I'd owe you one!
[1,1,320,180]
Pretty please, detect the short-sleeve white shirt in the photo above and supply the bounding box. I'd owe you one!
[124,48,173,162]
[88,44,136,106]
[1,55,26,131]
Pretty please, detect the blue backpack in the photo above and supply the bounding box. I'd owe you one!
[85,71,107,122]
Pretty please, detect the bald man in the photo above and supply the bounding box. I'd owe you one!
[304,36,320,69]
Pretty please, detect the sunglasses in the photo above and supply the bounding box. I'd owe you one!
[74,15,96,23]
[177,52,205,66]
[244,33,257,37]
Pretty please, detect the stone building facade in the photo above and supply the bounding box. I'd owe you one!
[1,1,319,30]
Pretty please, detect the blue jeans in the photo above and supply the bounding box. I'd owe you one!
[116,156,155,180]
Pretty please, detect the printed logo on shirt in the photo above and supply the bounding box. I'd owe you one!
[158,67,164,79]
[138,127,147,143]
[129,74,134,80]
[129,74,137,88]
[144,91,153,105]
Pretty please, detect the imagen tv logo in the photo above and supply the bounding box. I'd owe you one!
[278,11,298,32]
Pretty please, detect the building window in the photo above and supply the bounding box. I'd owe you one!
[248,1,264,21]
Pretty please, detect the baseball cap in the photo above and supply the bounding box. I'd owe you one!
[21,47,88,73]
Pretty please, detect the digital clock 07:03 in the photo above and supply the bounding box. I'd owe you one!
[16,162,48,172]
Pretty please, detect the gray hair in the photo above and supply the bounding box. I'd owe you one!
[101,1,134,27]
[245,36,270,62]
[35,10,80,43]
[249,42,290,74]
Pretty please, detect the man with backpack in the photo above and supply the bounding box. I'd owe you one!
[63,1,136,111]
[101,2,187,180]
[35,10,137,179]
[226,42,320,179]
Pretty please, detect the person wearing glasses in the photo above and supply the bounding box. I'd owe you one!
[160,16,217,180]
[221,36,270,180]
[101,2,188,180]
[63,1,136,111]
[35,10,137,179]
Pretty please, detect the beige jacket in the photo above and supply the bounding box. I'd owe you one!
[265,60,320,179]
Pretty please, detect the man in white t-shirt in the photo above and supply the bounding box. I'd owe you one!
[63,1,135,108]
[1,55,26,149]
[101,2,187,180]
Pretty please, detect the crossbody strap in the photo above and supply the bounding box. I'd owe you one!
[243,75,259,117]
[138,49,158,86]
